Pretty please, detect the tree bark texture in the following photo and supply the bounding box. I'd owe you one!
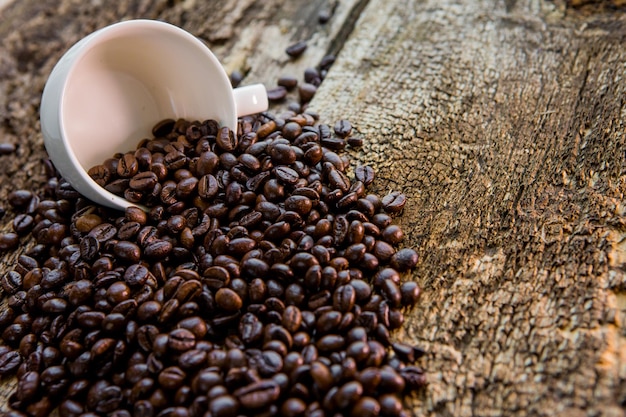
[1,0,625,416]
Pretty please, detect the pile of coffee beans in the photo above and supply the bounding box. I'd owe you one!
[0,111,425,417]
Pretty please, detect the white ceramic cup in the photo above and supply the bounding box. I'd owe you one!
[40,19,268,211]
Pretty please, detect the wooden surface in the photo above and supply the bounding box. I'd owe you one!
[1,0,626,416]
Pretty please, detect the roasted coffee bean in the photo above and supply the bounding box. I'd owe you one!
[216,288,243,311]
[400,281,421,306]
[390,248,419,271]
[0,232,20,251]
[381,224,403,244]
[350,397,381,417]
[277,75,298,90]
[234,379,280,409]
[0,115,426,416]
[8,190,33,208]
[267,86,288,102]
[333,285,356,312]
[298,83,317,103]
[167,328,196,352]
[209,394,239,417]
[333,119,352,137]
[382,191,407,213]
[285,41,307,58]
[0,351,22,376]
[347,136,364,147]
[13,214,34,235]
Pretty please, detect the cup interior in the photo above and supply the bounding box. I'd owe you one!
[60,21,235,171]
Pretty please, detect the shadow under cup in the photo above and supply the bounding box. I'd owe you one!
[60,24,236,172]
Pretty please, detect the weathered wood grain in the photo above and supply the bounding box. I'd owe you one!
[312,0,626,415]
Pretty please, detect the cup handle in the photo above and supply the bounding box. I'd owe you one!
[233,84,269,117]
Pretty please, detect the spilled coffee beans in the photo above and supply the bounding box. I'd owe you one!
[0,112,425,417]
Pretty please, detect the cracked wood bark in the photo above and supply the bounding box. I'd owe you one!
[0,0,625,416]
[311,0,626,416]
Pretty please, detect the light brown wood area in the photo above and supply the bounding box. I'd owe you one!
[1,0,626,416]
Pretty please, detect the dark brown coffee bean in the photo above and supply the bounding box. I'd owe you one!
[13,214,34,235]
[216,288,243,311]
[377,394,402,417]
[349,397,381,417]
[123,263,149,287]
[390,248,418,271]
[382,191,406,213]
[209,394,239,417]
[0,232,20,251]
[196,151,219,177]
[333,119,352,137]
[282,305,302,333]
[113,241,141,263]
[0,351,22,376]
[136,325,159,352]
[285,41,307,57]
[400,281,421,306]
[298,83,317,103]
[238,313,263,344]
[280,397,306,417]
[273,166,299,185]
[267,86,288,101]
[158,366,186,391]
[277,75,298,89]
[316,334,345,352]
[336,381,363,408]
[117,153,139,178]
[167,328,195,352]
[355,165,375,186]
[1,270,22,294]
[380,225,402,245]
[347,136,364,147]
[129,171,158,191]
[216,127,237,152]
[233,379,280,409]
[144,240,173,259]
[333,284,356,312]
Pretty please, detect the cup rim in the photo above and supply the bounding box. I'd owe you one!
[53,19,236,210]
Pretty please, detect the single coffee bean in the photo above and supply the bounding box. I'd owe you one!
[117,153,139,178]
[382,191,407,213]
[168,328,196,352]
[285,41,307,57]
[298,83,317,103]
[281,397,306,417]
[0,232,20,251]
[0,351,22,376]
[209,394,240,417]
[278,75,298,89]
[390,248,419,272]
[216,127,238,152]
[130,171,158,191]
[332,120,351,138]
[233,379,280,409]
[267,86,288,101]
[350,397,381,417]
[215,288,243,311]
[8,189,33,208]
